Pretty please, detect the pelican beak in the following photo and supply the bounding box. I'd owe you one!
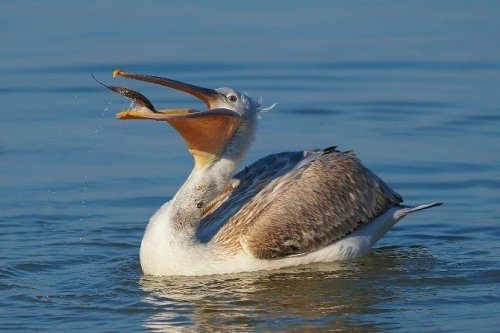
[113,69,221,109]
[103,69,242,168]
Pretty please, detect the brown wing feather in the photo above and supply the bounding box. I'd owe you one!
[196,151,308,243]
[208,148,402,259]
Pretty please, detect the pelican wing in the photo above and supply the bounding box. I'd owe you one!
[197,150,311,243]
[204,147,402,259]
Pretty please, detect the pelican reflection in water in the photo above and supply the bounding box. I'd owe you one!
[99,70,441,276]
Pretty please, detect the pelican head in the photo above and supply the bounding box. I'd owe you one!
[109,70,259,169]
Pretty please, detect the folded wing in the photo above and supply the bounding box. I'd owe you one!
[201,147,402,259]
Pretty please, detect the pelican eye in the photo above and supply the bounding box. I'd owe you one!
[227,95,237,102]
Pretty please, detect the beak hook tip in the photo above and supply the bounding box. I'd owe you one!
[113,69,123,79]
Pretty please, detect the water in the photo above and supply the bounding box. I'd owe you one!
[1,1,499,331]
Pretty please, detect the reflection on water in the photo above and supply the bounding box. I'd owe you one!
[139,247,434,331]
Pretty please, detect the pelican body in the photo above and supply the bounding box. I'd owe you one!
[104,70,441,276]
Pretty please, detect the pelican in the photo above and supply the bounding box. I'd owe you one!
[101,69,441,276]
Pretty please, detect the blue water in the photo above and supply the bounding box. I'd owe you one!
[1,1,499,331]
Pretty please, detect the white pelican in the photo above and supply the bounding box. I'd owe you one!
[102,69,441,276]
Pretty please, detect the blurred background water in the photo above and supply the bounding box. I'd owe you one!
[1,1,499,331]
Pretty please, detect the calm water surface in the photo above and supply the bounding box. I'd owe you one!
[1,1,499,332]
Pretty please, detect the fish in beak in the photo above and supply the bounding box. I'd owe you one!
[97,70,242,168]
